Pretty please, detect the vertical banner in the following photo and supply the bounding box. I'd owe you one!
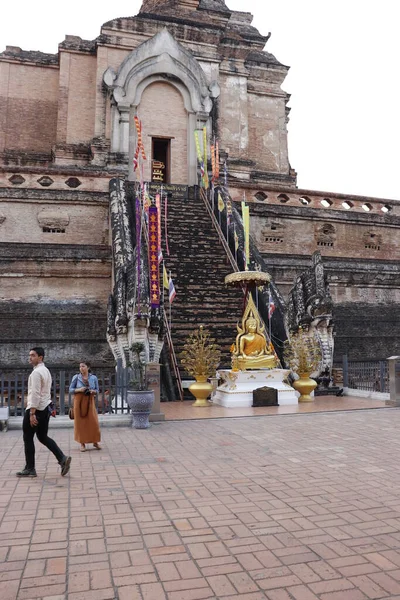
[210,144,216,182]
[203,126,209,189]
[241,201,250,267]
[234,225,239,264]
[136,196,142,305]
[148,204,160,308]
[226,196,232,240]
[194,130,205,187]
[155,193,162,259]
[215,141,220,179]
[133,117,147,176]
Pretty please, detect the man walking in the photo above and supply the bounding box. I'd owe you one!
[16,347,71,478]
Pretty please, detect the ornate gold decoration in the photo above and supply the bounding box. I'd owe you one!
[181,325,221,407]
[292,375,318,403]
[231,295,277,370]
[283,327,321,402]
[225,271,271,287]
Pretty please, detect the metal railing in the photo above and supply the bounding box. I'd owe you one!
[0,367,133,416]
[200,187,241,276]
[342,355,389,393]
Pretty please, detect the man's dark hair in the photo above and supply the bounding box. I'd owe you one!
[30,347,45,359]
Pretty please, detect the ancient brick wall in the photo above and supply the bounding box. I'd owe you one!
[0,242,113,368]
[247,93,289,175]
[265,254,400,361]
[64,53,97,144]
[0,177,113,368]
[0,61,58,154]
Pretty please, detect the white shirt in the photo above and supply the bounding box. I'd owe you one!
[27,363,52,411]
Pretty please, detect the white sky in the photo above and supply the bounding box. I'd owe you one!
[1,0,399,200]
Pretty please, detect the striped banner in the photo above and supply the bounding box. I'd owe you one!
[133,117,147,173]
[215,141,220,179]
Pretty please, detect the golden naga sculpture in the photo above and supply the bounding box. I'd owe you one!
[231,295,278,370]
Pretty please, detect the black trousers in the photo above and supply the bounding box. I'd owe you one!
[23,408,65,470]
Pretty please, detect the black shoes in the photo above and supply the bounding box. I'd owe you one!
[17,457,71,478]
[60,456,71,477]
[16,468,37,478]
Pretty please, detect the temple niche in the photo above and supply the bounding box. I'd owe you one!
[103,27,215,185]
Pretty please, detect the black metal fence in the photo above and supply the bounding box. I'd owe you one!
[0,366,132,416]
[342,356,389,393]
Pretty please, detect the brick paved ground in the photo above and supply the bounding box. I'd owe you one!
[2,408,400,599]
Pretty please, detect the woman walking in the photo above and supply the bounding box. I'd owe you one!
[69,361,101,452]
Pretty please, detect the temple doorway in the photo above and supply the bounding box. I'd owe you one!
[152,137,170,183]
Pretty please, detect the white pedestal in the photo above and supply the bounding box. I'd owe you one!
[213,369,298,408]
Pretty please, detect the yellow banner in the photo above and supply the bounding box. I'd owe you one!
[163,264,169,290]
[218,192,225,212]
[194,131,203,163]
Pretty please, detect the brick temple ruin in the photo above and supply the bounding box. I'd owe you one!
[0,0,399,370]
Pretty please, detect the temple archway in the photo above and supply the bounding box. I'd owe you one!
[103,28,215,185]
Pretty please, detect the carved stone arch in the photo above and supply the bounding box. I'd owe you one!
[103,29,214,184]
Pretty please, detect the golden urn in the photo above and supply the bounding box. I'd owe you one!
[283,327,321,402]
[181,325,221,407]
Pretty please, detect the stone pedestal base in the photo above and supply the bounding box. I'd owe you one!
[213,369,298,408]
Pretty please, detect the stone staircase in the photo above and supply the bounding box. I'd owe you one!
[161,186,243,381]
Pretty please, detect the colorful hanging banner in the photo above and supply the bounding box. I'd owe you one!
[148,204,160,308]
[218,192,225,212]
[136,196,142,306]
[133,117,147,173]
[241,201,250,266]
[215,141,220,179]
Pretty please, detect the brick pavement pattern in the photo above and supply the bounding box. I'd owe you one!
[2,409,400,599]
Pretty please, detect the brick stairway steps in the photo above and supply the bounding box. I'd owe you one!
[162,189,243,374]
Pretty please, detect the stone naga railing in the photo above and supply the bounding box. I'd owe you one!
[107,178,164,368]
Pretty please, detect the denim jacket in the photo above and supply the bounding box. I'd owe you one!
[69,373,99,393]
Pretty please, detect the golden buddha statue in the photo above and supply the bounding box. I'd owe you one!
[232,296,277,370]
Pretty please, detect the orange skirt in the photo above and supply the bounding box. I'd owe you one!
[73,392,101,444]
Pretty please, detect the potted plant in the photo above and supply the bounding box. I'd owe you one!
[127,342,155,428]
[283,327,321,402]
[181,325,221,407]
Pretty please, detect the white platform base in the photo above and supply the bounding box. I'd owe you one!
[213,369,298,408]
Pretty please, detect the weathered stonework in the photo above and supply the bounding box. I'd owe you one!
[0,0,398,366]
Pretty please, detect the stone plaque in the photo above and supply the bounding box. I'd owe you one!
[252,386,278,407]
